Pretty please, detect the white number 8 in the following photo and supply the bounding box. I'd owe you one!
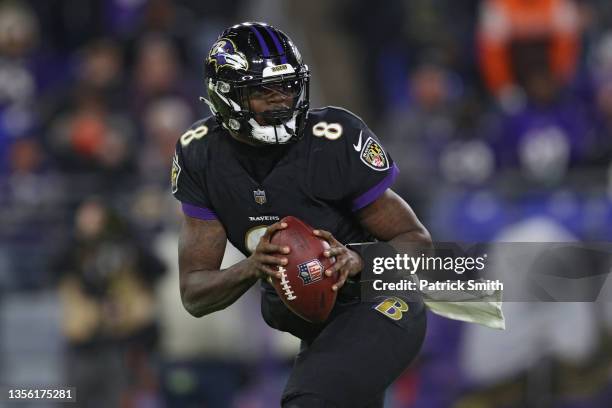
[245,226,268,254]
[312,122,343,140]
[180,125,208,147]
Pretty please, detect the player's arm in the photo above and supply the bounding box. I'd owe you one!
[179,215,289,317]
[318,189,431,290]
[357,189,431,246]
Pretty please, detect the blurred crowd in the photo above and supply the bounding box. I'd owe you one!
[1,0,612,407]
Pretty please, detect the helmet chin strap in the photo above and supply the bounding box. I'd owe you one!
[248,116,297,144]
[283,123,297,138]
[201,92,301,144]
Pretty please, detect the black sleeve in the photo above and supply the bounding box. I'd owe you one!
[171,138,217,220]
[311,109,399,210]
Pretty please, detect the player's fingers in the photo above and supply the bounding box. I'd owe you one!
[256,254,288,267]
[325,256,348,277]
[323,246,345,258]
[257,241,290,254]
[332,269,350,291]
[259,264,283,279]
[262,221,288,240]
[313,229,338,244]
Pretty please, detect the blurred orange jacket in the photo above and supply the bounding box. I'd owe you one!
[478,0,580,95]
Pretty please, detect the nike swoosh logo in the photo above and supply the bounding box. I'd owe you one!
[353,131,363,151]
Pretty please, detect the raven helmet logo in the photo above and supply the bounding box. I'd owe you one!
[171,152,181,194]
[253,189,266,205]
[208,38,249,72]
[297,259,323,285]
[360,137,389,171]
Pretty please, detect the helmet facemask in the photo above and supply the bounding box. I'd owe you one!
[206,68,310,145]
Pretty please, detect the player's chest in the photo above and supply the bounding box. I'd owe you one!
[206,152,307,209]
[204,158,343,254]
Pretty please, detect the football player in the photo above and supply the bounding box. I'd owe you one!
[172,22,431,408]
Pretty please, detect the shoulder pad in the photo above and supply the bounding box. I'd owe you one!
[178,116,220,149]
[305,106,365,143]
[307,106,365,128]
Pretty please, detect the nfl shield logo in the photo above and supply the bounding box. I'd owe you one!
[253,189,266,205]
[297,259,324,285]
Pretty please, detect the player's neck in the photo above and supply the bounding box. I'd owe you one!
[228,136,292,184]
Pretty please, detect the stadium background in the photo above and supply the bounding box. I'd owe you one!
[1,0,612,406]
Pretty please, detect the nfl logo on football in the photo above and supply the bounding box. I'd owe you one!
[253,189,266,205]
[298,259,323,285]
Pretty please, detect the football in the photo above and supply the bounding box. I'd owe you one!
[269,216,338,323]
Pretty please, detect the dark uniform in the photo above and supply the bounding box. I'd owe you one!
[172,106,426,407]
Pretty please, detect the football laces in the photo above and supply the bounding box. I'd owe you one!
[278,266,297,300]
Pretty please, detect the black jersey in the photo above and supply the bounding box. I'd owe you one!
[171,105,416,347]
[172,106,398,257]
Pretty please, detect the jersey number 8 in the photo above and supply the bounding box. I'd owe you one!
[245,225,268,254]
[312,122,343,140]
[180,125,209,147]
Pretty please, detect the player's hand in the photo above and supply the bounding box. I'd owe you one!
[313,229,363,291]
[247,221,291,280]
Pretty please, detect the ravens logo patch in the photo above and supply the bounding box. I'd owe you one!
[360,137,389,171]
[171,153,181,194]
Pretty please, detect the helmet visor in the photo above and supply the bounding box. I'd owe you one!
[249,78,302,100]
[239,75,308,126]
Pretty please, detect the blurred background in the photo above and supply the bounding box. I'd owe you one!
[1,0,612,407]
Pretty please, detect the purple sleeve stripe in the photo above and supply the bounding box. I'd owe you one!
[250,26,270,57]
[182,202,218,221]
[351,164,400,211]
